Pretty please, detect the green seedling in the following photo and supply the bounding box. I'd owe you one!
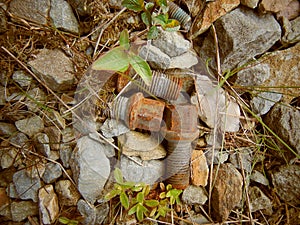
[92,29,152,86]
[58,217,79,225]
[122,0,180,39]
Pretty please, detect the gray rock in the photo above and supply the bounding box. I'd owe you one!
[152,30,190,57]
[88,132,115,158]
[13,169,41,202]
[28,49,75,92]
[44,126,61,151]
[264,103,300,157]
[70,135,110,204]
[205,149,229,165]
[9,132,29,148]
[120,155,164,184]
[62,127,76,145]
[15,115,44,137]
[42,162,62,183]
[11,201,38,222]
[25,87,46,112]
[34,133,51,157]
[139,44,171,69]
[59,144,72,168]
[229,148,253,173]
[118,131,166,161]
[250,170,269,186]
[249,186,273,215]
[0,147,21,169]
[50,0,79,34]
[77,199,109,225]
[271,164,300,205]
[211,163,243,222]
[100,119,130,138]
[69,0,92,16]
[44,110,66,129]
[250,91,282,115]
[12,70,32,87]
[55,180,81,206]
[197,7,281,72]
[38,184,59,224]
[8,0,50,25]
[0,122,17,136]
[182,185,208,205]
[194,75,240,132]
[241,0,259,8]
[236,63,271,87]
[282,16,300,44]
[169,51,198,69]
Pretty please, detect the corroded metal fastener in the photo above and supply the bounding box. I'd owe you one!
[136,71,183,101]
[110,92,165,131]
[161,104,199,189]
[168,1,192,32]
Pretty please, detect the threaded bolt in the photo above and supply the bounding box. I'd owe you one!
[135,71,183,100]
[168,1,192,32]
[110,92,165,131]
[161,104,199,189]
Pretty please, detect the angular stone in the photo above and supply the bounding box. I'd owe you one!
[139,44,171,69]
[0,122,17,136]
[70,135,110,204]
[169,51,198,69]
[264,103,300,157]
[190,0,240,38]
[0,86,7,105]
[55,180,81,206]
[50,0,79,34]
[241,0,259,8]
[276,0,300,20]
[205,149,229,165]
[34,133,51,157]
[77,199,109,225]
[120,155,164,184]
[25,87,46,112]
[271,165,300,205]
[42,162,62,183]
[118,131,166,161]
[9,132,29,148]
[0,147,22,169]
[100,119,130,138]
[211,163,243,222]
[11,201,38,222]
[229,148,253,172]
[250,170,269,186]
[59,144,72,168]
[44,110,66,129]
[8,0,50,25]
[38,184,59,224]
[259,0,293,13]
[250,91,282,115]
[249,186,273,215]
[13,169,41,202]
[15,115,44,137]
[282,16,300,44]
[153,30,190,57]
[191,150,208,186]
[182,185,208,205]
[196,7,281,72]
[12,70,32,87]
[44,126,61,151]
[28,49,75,92]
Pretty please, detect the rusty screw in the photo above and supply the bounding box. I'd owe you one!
[110,92,165,131]
[161,104,199,189]
[136,71,183,100]
[168,1,192,32]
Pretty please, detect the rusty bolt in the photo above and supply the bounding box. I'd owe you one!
[110,92,165,131]
[168,1,192,32]
[161,104,199,189]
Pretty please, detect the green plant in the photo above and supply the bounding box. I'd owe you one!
[92,29,152,86]
[122,0,180,40]
[105,168,184,222]
[58,217,79,225]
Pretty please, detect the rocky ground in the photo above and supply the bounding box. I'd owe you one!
[0,0,300,224]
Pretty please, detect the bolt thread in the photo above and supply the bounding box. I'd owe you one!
[168,1,191,31]
[137,71,182,100]
[109,96,129,122]
[165,141,192,188]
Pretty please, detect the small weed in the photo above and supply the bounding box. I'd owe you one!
[58,217,79,225]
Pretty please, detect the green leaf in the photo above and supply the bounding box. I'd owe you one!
[105,189,121,200]
[141,11,152,27]
[131,185,143,192]
[149,207,157,217]
[153,14,168,26]
[147,26,160,40]
[166,184,173,191]
[119,29,130,50]
[129,54,152,86]
[58,217,70,224]
[120,192,130,209]
[136,192,144,203]
[145,199,159,207]
[128,204,138,215]
[145,2,154,11]
[142,185,150,197]
[164,19,180,31]
[156,0,167,7]
[114,168,124,184]
[136,204,148,221]
[69,220,79,225]
[92,46,129,72]
[122,0,144,12]
[159,192,166,199]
